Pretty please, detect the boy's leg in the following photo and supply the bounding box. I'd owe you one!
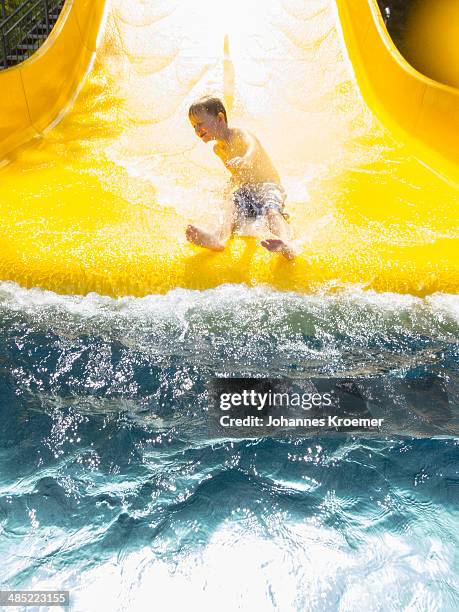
[186,203,235,251]
[261,209,298,260]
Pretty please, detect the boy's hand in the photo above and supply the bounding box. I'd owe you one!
[225,156,248,169]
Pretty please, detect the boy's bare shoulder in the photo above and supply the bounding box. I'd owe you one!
[213,143,227,161]
[234,127,256,143]
[213,128,246,155]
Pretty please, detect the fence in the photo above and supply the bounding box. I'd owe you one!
[0,0,64,68]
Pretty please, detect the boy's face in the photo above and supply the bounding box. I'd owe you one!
[189,110,226,142]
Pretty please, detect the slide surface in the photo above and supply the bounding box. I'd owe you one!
[0,0,457,297]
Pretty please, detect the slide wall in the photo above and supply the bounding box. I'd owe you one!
[0,0,106,161]
[336,0,459,179]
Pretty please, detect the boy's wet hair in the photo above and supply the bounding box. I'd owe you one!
[188,96,227,123]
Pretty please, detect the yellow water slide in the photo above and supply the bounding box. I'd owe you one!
[0,0,458,297]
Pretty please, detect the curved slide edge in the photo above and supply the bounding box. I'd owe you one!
[335,0,459,182]
[0,0,107,162]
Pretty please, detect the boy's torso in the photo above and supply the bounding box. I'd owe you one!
[214,128,281,187]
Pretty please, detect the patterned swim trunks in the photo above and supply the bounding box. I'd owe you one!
[232,182,289,223]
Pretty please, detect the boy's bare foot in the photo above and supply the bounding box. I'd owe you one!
[260,238,297,260]
[186,225,225,251]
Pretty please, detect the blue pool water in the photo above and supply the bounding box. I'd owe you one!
[0,282,458,611]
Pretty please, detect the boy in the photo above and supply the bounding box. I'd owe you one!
[186,96,297,260]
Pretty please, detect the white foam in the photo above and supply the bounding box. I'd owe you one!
[1,281,458,336]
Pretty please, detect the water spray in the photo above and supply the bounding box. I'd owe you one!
[223,33,235,112]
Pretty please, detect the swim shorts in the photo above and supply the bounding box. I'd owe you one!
[232,182,289,223]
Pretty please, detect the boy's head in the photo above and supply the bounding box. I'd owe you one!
[188,96,228,142]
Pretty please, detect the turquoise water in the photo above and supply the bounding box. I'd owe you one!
[0,282,458,611]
